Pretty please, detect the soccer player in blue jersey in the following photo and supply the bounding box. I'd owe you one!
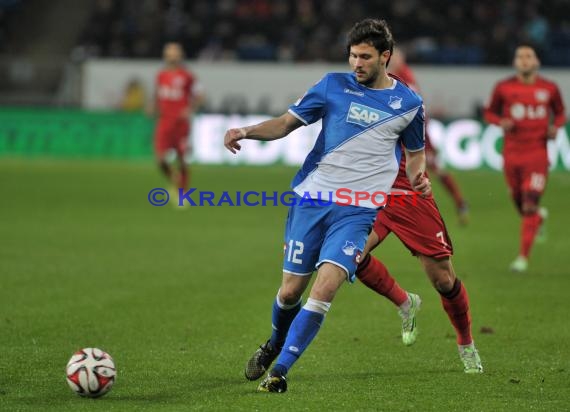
[224,19,431,393]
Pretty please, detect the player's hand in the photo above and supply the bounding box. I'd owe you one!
[412,172,431,197]
[499,118,514,132]
[547,125,558,140]
[224,128,247,154]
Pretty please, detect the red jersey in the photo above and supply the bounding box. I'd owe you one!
[390,63,419,93]
[156,67,196,118]
[387,70,427,192]
[389,146,431,193]
[484,75,565,160]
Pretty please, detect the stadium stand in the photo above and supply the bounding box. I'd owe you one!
[71,0,570,65]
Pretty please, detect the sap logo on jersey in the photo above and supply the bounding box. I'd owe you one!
[346,102,390,127]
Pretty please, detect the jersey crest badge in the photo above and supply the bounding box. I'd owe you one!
[535,89,549,102]
[341,241,358,256]
[389,96,403,110]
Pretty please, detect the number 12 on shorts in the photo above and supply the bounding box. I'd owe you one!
[286,240,304,264]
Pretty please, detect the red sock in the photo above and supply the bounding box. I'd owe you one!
[439,174,465,209]
[178,167,189,190]
[440,279,472,345]
[356,255,408,306]
[520,213,542,258]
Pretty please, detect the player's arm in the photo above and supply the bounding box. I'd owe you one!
[400,103,431,197]
[484,84,513,131]
[183,79,206,118]
[225,74,329,154]
[547,84,566,139]
[405,149,431,197]
[224,113,303,154]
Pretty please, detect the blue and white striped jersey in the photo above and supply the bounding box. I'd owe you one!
[288,72,425,208]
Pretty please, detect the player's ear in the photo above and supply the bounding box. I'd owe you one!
[381,50,391,66]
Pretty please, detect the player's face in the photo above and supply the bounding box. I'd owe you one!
[513,47,539,76]
[349,43,388,86]
[163,43,183,66]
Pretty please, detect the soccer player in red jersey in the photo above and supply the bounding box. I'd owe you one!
[389,48,469,225]
[484,45,566,272]
[355,135,483,373]
[152,42,204,193]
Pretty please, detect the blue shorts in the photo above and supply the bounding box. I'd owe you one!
[282,197,377,282]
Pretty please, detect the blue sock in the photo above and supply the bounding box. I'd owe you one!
[269,296,301,351]
[272,307,326,376]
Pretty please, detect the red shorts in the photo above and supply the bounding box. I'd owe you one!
[373,194,453,259]
[503,159,548,199]
[154,117,190,158]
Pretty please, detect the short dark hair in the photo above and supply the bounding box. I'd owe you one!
[515,43,539,58]
[346,19,395,58]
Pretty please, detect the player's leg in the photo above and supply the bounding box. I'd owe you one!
[363,194,481,371]
[258,205,376,392]
[259,262,346,393]
[511,163,549,272]
[355,211,420,345]
[174,120,191,191]
[504,163,523,215]
[357,227,409,307]
[396,198,481,372]
[245,272,311,381]
[246,200,324,383]
[417,255,482,373]
[155,119,173,182]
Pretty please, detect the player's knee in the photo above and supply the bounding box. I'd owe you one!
[422,256,455,293]
[521,198,539,215]
[278,276,308,304]
[433,274,455,294]
[278,287,303,305]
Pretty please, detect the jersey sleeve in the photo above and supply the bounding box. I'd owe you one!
[483,83,503,125]
[550,84,566,128]
[288,74,329,125]
[400,104,425,152]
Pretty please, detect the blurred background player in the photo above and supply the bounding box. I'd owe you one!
[484,45,565,272]
[355,119,482,373]
[389,48,469,225]
[150,42,205,194]
[120,78,146,113]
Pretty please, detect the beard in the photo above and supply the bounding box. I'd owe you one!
[356,71,378,87]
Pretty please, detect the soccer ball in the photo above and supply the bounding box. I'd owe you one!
[66,348,116,398]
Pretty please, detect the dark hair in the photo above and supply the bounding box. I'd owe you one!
[514,43,539,58]
[346,19,395,58]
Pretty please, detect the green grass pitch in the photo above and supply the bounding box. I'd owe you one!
[1,159,569,411]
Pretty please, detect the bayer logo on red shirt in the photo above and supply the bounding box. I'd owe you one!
[510,103,547,120]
